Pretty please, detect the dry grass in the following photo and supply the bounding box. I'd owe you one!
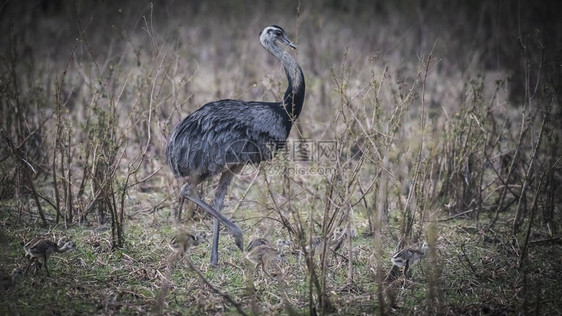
[1,0,561,315]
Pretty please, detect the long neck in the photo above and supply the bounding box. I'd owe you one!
[421,243,428,256]
[264,40,305,124]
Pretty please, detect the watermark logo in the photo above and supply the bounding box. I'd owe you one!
[317,141,338,162]
[223,139,338,176]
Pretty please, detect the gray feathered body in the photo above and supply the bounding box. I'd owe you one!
[391,248,424,267]
[167,100,291,180]
[166,25,305,183]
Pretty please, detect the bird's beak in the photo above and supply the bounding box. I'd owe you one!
[282,36,297,49]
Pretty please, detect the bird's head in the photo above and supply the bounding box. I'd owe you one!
[259,25,297,49]
[276,239,292,250]
[63,241,78,251]
[421,242,429,255]
[194,231,208,245]
[232,229,244,252]
[57,236,71,247]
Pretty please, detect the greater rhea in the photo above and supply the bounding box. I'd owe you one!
[25,238,77,276]
[246,245,286,277]
[246,237,271,252]
[305,228,352,257]
[391,242,428,277]
[169,231,207,255]
[330,227,357,252]
[166,25,305,265]
[0,268,23,293]
[23,236,69,259]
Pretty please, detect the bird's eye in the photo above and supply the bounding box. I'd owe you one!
[275,30,282,36]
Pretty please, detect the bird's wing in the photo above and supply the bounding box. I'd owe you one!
[167,100,288,178]
[24,236,45,249]
[175,100,287,141]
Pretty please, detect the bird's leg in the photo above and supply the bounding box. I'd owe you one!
[25,257,34,275]
[175,195,185,220]
[261,261,273,278]
[43,254,50,276]
[210,168,242,265]
[179,182,243,261]
[253,262,261,277]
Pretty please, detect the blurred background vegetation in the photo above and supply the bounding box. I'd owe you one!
[0,0,560,314]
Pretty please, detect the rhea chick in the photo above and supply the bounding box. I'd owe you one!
[0,268,23,293]
[246,245,286,277]
[391,242,428,277]
[24,236,70,259]
[246,237,271,252]
[25,238,77,276]
[169,231,207,255]
[306,228,350,257]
